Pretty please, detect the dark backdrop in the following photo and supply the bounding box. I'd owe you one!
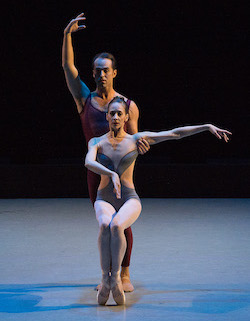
[1,1,249,197]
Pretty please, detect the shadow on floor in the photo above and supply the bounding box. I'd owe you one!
[0,283,98,313]
[1,283,250,314]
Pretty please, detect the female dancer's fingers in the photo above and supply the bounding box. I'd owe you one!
[216,130,231,142]
[217,128,232,136]
[214,131,222,139]
[112,173,121,199]
[114,187,121,199]
[217,129,232,142]
[224,133,230,142]
[116,183,121,199]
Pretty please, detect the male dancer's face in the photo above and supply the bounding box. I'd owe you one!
[107,102,128,132]
[93,58,117,90]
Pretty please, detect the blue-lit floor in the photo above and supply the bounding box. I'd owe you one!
[0,198,250,321]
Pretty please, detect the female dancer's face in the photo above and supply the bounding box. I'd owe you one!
[107,102,129,132]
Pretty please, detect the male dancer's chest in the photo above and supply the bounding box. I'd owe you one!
[91,96,110,112]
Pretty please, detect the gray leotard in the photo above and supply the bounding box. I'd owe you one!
[96,149,141,211]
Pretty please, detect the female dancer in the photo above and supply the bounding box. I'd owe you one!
[85,96,231,305]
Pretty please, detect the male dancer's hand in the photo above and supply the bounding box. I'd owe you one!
[137,138,150,155]
[64,12,86,34]
[111,172,121,199]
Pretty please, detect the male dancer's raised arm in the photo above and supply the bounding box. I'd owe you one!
[62,12,149,153]
[62,12,150,292]
[62,13,90,113]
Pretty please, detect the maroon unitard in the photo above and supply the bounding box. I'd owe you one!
[80,94,133,267]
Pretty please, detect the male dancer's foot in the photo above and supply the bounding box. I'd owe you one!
[120,266,134,292]
[95,266,134,292]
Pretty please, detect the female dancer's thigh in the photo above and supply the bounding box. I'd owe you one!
[112,199,142,230]
[94,200,116,227]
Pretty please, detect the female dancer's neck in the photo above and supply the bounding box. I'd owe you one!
[109,128,126,139]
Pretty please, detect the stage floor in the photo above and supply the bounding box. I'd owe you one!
[0,198,250,321]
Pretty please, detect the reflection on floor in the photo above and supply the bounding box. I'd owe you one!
[0,198,250,320]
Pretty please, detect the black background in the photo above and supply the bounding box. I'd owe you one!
[1,1,249,197]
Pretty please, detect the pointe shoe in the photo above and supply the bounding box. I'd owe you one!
[97,283,110,305]
[97,273,110,305]
[111,272,125,305]
[111,283,126,305]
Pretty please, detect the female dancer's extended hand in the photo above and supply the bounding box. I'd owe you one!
[64,12,86,34]
[111,172,121,199]
[208,124,232,142]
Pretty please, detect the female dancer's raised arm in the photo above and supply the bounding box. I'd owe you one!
[134,124,232,145]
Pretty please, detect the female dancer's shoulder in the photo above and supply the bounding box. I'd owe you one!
[88,134,108,149]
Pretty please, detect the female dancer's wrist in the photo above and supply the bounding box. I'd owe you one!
[109,171,117,178]
[205,124,212,131]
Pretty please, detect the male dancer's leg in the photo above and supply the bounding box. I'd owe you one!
[87,170,134,291]
[121,228,133,267]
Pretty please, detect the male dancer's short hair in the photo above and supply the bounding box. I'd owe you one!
[108,96,129,114]
[92,52,117,70]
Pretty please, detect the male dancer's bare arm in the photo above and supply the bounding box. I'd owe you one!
[126,101,139,134]
[85,138,121,198]
[126,101,150,154]
[62,13,90,113]
[135,124,232,145]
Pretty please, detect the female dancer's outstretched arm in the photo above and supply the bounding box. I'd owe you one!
[134,124,232,145]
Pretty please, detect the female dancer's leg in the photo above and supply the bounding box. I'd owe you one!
[94,200,115,305]
[94,198,141,305]
[109,199,141,273]
[88,169,134,292]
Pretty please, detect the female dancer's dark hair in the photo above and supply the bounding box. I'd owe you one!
[108,96,129,114]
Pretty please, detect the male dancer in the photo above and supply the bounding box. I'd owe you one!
[62,12,149,292]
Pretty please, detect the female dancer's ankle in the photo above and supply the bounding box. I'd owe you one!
[110,270,121,286]
[102,271,111,288]
[111,270,120,279]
